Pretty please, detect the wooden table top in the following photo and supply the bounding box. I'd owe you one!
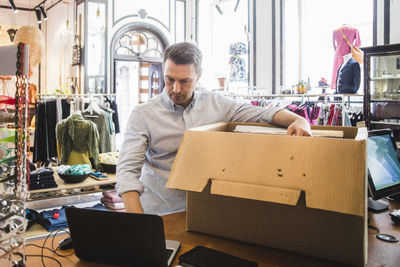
[23,199,400,267]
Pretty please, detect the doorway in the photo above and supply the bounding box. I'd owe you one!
[111,23,168,149]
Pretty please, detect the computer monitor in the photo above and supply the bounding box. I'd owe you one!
[367,129,400,211]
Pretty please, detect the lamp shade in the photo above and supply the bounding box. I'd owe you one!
[13,25,45,68]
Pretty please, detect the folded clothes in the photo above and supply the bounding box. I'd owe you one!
[103,202,125,210]
[29,182,58,190]
[102,190,123,203]
[37,206,69,231]
[30,174,55,183]
[83,203,109,211]
[90,171,107,178]
[57,164,91,175]
[100,196,123,204]
[30,168,54,179]
[30,180,57,186]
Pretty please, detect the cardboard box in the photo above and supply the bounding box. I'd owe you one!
[167,122,368,266]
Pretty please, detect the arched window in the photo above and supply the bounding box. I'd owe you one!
[114,30,164,58]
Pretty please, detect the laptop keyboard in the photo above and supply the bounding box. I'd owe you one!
[165,248,174,259]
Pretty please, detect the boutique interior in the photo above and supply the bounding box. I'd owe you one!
[0,0,400,266]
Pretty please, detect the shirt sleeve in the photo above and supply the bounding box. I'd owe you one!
[217,94,283,123]
[115,107,149,196]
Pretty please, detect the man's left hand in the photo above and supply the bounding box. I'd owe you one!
[287,118,312,136]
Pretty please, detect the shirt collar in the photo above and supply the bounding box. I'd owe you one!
[161,89,198,111]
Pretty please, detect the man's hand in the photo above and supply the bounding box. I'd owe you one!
[272,109,312,137]
[287,117,312,136]
[121,191,144,213]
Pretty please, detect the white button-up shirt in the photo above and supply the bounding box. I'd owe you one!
[116,89,282,215]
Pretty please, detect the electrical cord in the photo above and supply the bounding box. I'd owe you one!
[24,255,62,267]
[368,224,380,234]
[25,228,74,267]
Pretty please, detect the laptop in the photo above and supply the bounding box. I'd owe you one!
[65,207,180,267]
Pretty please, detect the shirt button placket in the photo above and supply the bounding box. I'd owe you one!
[183,110,191,129]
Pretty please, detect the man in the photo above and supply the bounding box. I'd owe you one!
[116,42,311,215]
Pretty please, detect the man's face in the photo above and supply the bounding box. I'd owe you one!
[164,59,201,108]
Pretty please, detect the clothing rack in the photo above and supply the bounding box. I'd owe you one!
[37,93,116,98]
[226,93,364,127]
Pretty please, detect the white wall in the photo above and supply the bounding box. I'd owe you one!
[0,8,36,26]
[41,2,74,94]
[254,0,273,92]
[390,0,400,43]
[376,0,385,45]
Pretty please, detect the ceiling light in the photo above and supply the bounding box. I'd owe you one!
[9,0,18,13]
[35,9,42,24]
[40,6,48,21]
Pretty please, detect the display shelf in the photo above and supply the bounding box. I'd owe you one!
[27,172,116,201]
[24,223,68,241]
[370,76,400,81]
[370,99,400,102]
[371,121,400,126]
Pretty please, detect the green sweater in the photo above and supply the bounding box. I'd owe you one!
[56,113,100,169]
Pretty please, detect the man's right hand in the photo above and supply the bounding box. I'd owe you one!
[121,191,144,213]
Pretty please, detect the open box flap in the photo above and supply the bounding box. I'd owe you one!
[167,123,367,217]
[210,180,301,205]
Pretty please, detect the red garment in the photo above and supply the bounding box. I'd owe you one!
[331,26,361,89]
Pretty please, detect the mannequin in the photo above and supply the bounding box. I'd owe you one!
[342,53,352,64]
[331,25,361,89]
[335,53,361,94]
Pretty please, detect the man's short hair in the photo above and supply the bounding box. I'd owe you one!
[163,42,202,73]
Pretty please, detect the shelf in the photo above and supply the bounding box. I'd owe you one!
[370,77,400,81]
[371,121,400,126]
[27,172,116,201]
[369,99,400,102]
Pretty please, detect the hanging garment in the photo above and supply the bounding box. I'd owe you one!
[336,58,361,94]
[33,100,58,164]
[108,99,120,134]
[56,113,100,169]
[61,99,71,119]
[331,26,361,89]
[83,110,112,153]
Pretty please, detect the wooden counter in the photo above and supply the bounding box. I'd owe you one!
[23,199,400,267]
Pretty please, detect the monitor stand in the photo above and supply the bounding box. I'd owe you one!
[368,197,389,212]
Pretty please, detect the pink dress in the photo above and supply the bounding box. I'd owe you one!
[331,26,361,89]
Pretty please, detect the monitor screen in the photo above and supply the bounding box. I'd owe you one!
[368,133,400,199]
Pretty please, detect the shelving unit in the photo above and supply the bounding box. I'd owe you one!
[362,43,400,141]
[370,76,400,81]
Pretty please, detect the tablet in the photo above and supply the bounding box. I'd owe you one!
[368,129,400,200]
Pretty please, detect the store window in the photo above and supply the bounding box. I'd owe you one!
[283,0,373,91]
[197,0,249,92]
